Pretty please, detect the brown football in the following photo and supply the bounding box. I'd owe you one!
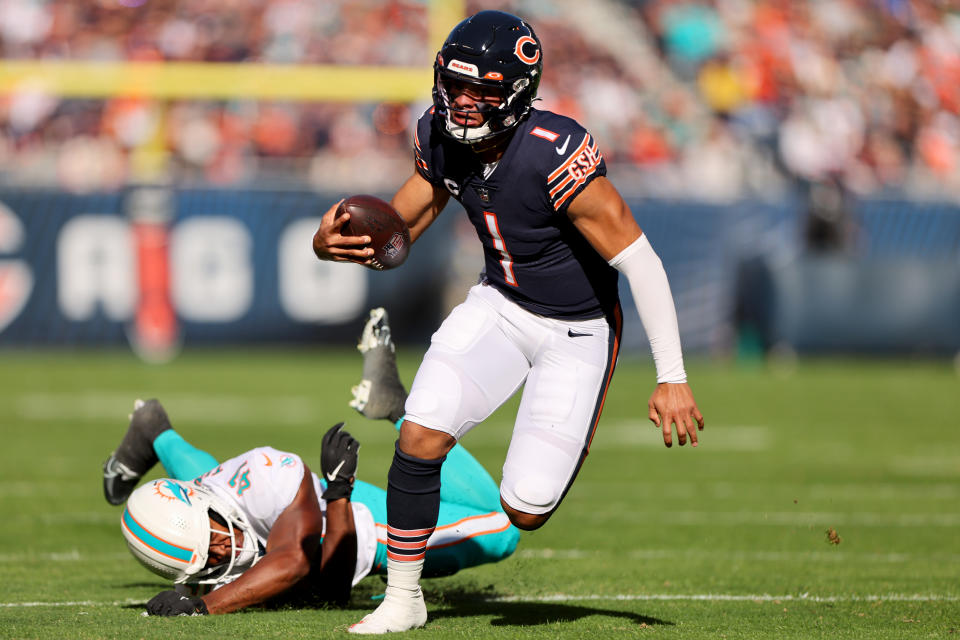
[338,195,411,271]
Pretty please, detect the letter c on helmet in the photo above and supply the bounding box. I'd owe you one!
[514,36,540,65]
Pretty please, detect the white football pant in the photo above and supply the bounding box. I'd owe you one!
[404,283,621,515]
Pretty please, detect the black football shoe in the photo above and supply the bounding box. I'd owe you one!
[350,308,408,423]
[102,398,172,505]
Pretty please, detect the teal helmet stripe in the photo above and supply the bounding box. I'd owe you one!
[122,508,193,563]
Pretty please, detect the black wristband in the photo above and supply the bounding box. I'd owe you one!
[322,479,353,501]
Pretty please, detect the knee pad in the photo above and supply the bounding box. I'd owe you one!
[501,428,586,515]
[502,472,561,515]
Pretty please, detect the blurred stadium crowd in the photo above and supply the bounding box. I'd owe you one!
[0,0,958,199]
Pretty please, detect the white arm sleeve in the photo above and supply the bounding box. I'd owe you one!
[608,234,687,383]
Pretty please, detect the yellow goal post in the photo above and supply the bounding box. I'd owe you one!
[0,0,462,102]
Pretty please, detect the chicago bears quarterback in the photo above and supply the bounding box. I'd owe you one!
[312,10,705,634]
[102,309,517,616]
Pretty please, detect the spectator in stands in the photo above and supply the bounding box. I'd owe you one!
[0,0,957,200]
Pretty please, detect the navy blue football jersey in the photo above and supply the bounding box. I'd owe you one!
[414,108,619,319]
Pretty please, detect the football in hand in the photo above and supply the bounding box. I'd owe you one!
[338,195,411,271]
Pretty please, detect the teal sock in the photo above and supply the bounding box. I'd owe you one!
[440,442,503,512]
[153,430,219,481]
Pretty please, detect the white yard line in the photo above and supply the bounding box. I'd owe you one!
[0,550,129,563]
[518,548,960,563]
[607,510,960,527]
[593,422,771,451]
[12,508,960,527]
[0,599,145,608]
[14,392,316,425]
[10,396,772,452]
[487,593,960,603]
[8,478,956,500]
[2,594,957,608]
[2,547,947,565]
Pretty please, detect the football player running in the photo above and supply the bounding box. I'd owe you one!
[102,309,517,616]
[313,10,706,634]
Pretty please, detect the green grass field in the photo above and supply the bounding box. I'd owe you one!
[1,348,958,639]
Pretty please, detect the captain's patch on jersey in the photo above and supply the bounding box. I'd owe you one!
[547,134,603,211]
[530,126,559,142]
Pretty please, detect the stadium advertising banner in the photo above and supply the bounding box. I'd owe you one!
[0,187,455,353]
[0,186,798,356]
[2,186,958,356]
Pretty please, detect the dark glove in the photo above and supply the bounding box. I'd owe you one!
[321,422,359,501]
[145,590,208,616]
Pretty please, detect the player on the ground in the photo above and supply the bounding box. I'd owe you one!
[102,309,518,616]
[312,10,705,634]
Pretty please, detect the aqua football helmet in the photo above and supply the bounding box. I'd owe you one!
[121,478,261,585]
[433,10,542,144]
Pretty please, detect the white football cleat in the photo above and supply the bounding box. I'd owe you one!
[349,380,373,413]
[357,308,393,355]
[348,586,428,634]
[351,308,407,423]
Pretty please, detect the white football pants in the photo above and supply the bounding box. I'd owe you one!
[404,283,622,515]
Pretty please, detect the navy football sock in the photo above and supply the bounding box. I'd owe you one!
[386,442,445,564]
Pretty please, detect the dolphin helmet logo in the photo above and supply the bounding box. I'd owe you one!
[153,479,194,505]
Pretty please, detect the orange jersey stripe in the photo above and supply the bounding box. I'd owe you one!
[548,172,578,199]
[433,511,505,532]
[376,512,509,545]
[549,139,602,198]
[427,521,514,550]
[553,165,599,210]
[378,522,512,549]
[547,134,590,182]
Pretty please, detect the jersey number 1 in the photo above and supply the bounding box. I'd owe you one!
[483,212,517,287]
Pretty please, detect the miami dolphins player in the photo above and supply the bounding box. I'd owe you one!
[103,309,518,616]
[312,9,706,633]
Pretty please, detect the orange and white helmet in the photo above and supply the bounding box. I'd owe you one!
[121,478,261,585]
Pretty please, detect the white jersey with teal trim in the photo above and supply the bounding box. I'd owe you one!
[196,446,376,586]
